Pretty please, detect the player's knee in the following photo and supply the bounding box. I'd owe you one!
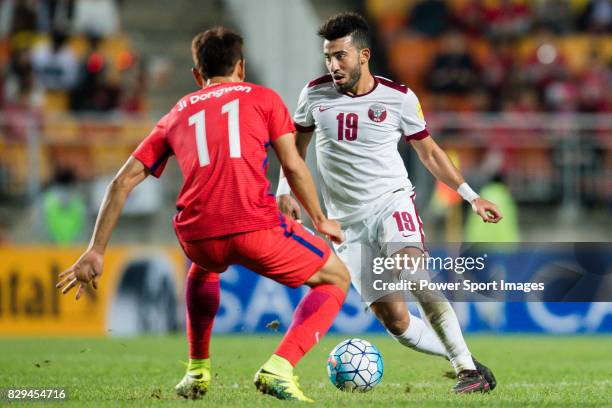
[334,264,350,294]
[326,254,350,293]
[383,313,410,335]
[308,254,350,293]
[321,265,350,293]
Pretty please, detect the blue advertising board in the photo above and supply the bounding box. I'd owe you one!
[214,265,612,334]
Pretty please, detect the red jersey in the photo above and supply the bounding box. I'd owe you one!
[132,82,295,241]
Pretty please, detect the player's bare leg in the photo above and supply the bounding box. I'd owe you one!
[370,246,493,393]
[254,253,350,402]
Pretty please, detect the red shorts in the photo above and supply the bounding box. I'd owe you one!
[178,216,331,288]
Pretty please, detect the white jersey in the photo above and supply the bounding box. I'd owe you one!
[294,74,429,225]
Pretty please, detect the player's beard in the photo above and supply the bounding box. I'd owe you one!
[334,65,361,94]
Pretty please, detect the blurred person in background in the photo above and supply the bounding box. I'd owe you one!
[578,0,612,33]
[479,38,518,111]
[71,0,119,37]
[70,33,119,112]
[119,54,147,114]
[2,47,42,141]
[577,50,611,113]
[37,0,75,33]
[31,28,78,93]
[465,162,520,243]
[42,166,86,245]
[533,0,574,34]
[523,28,569,108]
[543,70,579,112]
[453,0,487,37]
[427,31,479,101]
[2,0,38,39]
[407,0,451,37]
[0,0,74,37]
[484,0,532,39]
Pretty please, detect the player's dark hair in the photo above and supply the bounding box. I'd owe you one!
[191,27,243,78]
[317,12,370,50]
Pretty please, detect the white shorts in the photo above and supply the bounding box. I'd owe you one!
[333,189,426,304]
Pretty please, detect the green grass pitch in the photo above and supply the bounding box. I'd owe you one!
[1,335,610,407]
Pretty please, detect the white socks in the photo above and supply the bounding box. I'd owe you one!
[388,307,477,373]
[387,269,476,373]
[414,299,476,373]
[388,313,447,358]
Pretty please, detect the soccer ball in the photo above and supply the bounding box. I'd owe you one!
[327,338,384,392]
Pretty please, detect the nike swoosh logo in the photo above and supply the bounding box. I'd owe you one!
[188,373,204,379]
[401,233,415,238]
[318,106,333,112]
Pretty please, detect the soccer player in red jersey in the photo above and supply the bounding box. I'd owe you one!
[56,27,350,402]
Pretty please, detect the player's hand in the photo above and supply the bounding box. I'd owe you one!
[56,248,104,300]
[471,198,503,223]
[314,219,344,244]
[277,194,302,221]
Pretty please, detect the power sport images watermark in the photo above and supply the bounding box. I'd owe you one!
[359,243,611,303]
[371,252,544,294]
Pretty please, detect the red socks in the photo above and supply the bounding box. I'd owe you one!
[275,284,346,366]
[185,263,345,367]
[185,264,220,359]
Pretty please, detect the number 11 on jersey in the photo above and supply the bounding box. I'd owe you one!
[189,99,241,167]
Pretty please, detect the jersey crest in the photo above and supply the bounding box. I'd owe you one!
[368,103,388,123]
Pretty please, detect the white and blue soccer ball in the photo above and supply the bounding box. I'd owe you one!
[327,338,384,392]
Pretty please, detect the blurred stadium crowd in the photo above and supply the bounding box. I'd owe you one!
[0,0,157,243]
[367,0,611,113]
[0,0,146,120]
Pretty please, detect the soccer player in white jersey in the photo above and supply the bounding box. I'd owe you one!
[277,12,503,394]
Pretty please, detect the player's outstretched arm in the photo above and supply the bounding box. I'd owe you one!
[276,130,314,220]
[273,132,343,243]
[56,156,150,299]
[410,136,503,223]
